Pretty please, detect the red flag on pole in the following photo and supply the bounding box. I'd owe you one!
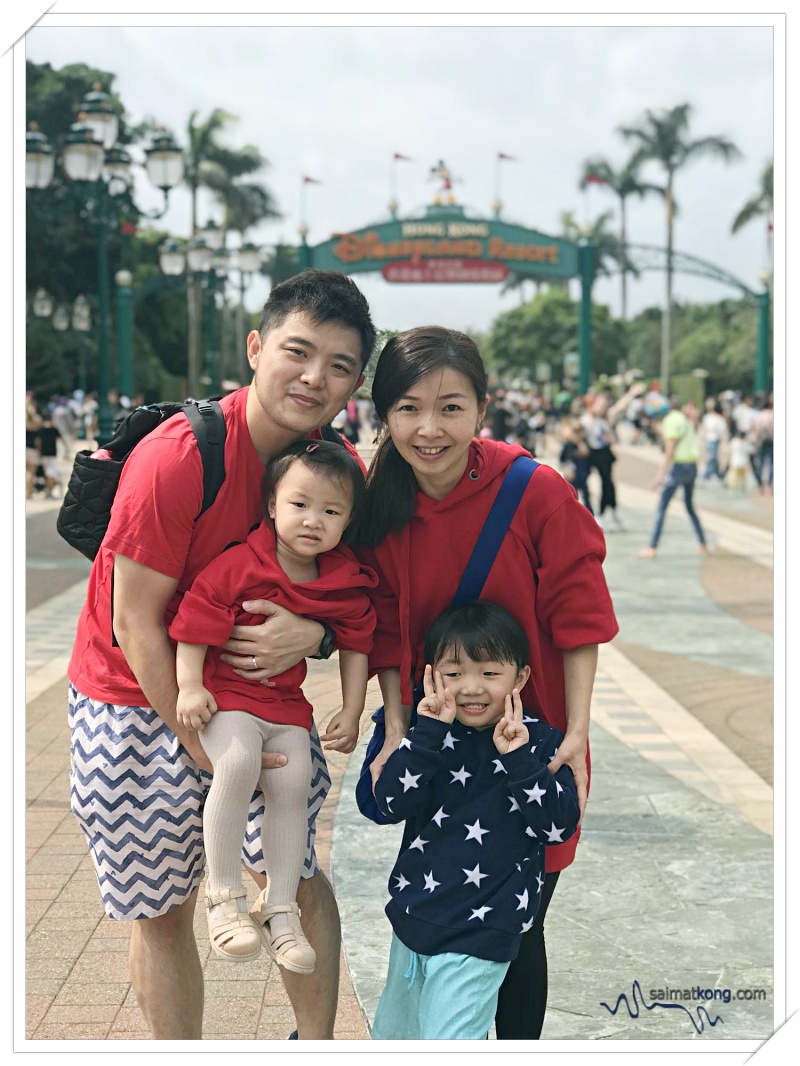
[498,152,516,161]
[584,173,607,185]
[302,175,322,184]
[394,152,413,161]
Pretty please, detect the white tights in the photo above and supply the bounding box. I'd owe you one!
[200,711,312,918]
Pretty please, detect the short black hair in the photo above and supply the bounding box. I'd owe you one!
[424,601,530,673]
[261,439,366,541]
[258,269,376,369]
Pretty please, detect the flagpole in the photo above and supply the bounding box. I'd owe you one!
[300,175,306,231]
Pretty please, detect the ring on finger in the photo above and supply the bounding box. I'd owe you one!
[251,655,258,670]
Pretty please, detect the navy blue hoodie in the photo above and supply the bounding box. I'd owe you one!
[373,713,580,963]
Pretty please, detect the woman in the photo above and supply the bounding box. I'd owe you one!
[581,393,623,531]
[355,327,618,1039]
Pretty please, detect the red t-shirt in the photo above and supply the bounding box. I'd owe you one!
[68,387,365,707]
[357,438,619,872]
[168,521,376,729]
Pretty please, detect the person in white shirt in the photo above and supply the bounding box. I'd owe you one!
[732,395,757,437]
[727,430,753,492]
[700,398,729,483]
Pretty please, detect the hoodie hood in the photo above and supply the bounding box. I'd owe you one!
[412,439,530,522]
[245,520,377,598]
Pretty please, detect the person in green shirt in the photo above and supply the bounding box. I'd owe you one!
[638,396,708,559]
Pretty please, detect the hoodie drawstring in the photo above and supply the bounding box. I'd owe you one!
[403,948,420,990]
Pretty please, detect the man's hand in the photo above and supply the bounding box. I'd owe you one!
[548,731,588,824]
[320,710,361,754]
[416,664,457,724]
[176,684,217,732]
[219,601,324,685]
[492,689,528,754]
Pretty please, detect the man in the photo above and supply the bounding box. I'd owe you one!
[67,270,375,1039]
[638,396,707,559]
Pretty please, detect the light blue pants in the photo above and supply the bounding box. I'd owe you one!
[371,933,510,1040]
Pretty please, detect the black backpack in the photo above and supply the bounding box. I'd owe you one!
[57,399,227,561]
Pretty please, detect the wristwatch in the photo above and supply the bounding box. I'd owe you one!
[310,620,337,660]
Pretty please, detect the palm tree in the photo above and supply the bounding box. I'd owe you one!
[216,183,281,382]
[732,160,773,263]
[579,156,664,320]
[619,103,741,392]
[559,209,637,282]
[183,109,275,396]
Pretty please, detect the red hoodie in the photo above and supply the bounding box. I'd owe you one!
[358,438,618,870]
[169,520,377,728]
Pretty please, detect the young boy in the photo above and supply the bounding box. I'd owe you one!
[370,601,580,1040]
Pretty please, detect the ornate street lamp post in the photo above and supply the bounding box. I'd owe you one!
[159,232,228,396]
[26,86,184,443]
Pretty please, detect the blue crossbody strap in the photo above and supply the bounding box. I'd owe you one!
[452,456,540,605]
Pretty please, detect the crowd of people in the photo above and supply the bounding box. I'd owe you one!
[476,378,774,509]
[27,267,773,1041]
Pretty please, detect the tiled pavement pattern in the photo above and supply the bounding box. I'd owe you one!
[24,435,774,1043]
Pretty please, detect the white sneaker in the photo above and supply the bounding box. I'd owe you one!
[596,514,607,532]
[610,510,626,531]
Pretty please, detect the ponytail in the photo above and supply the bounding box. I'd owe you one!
[351,429,418,549]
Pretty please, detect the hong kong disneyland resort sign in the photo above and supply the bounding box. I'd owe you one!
[306,205,580,284]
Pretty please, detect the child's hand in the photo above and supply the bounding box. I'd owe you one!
[320,710,360,754]
[417,665,457,724]
[176,685,217,732]
[493,689,529,754]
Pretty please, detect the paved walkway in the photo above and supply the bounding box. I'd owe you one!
[23,436,775,1044]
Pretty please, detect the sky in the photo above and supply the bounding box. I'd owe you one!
[20,12,778,339]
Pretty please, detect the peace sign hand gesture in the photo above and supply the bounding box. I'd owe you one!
[493,689,529,754]
[417,664,457,725]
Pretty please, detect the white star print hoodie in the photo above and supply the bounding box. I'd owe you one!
[373,714,580,962]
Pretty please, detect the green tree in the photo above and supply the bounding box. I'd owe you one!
[579,155,664,319]
[619,103,741,391]
[625,297,758,394]
[486,288,624,384]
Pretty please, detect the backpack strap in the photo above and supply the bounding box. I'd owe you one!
[182,399,227,517]
[319,421,346,446]
[452,456,540,605]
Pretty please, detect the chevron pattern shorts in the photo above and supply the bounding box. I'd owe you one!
[68,684,331,920]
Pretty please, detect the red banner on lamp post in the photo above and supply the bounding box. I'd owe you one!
[382,259,509,284]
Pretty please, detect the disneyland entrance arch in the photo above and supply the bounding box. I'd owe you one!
[297,203,597,392]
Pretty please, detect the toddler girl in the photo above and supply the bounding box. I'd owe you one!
[169,440,376,970]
